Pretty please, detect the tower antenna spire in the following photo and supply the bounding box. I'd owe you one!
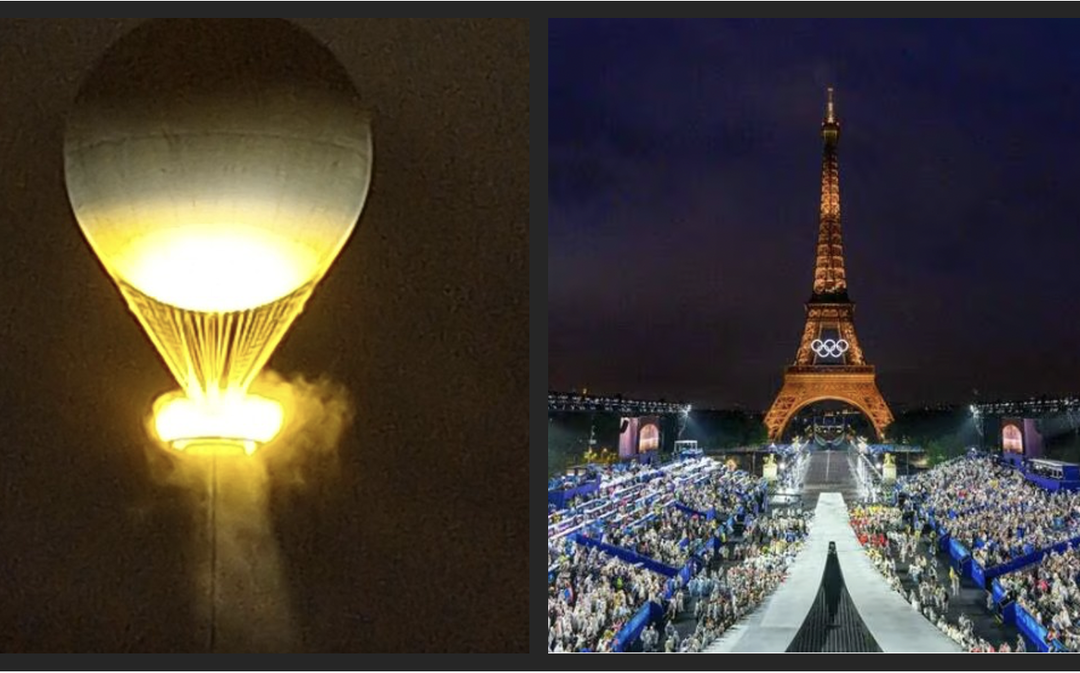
[813,86,845,299]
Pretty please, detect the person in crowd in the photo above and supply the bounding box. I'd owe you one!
[1046,627,1060,650]
[640,623,657,652]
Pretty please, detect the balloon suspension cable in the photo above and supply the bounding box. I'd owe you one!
[209,452,218,653]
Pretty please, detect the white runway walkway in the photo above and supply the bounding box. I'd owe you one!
[705,492,960,652]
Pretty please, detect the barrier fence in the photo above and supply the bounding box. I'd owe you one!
[612,600,664,652]
[969,533,1080,590]
[548,480,600,509]
[1015,603,1067,653]
[1023,471,1080,493]
[569,532,680,578]
[990,578,1018,624]
[947,537,971,576]
[674,503,715,520]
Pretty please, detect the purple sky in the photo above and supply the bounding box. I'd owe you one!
[549,19,1080,409]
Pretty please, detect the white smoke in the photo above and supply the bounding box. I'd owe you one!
[140,369,354,652]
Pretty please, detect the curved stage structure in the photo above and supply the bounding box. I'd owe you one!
[786,541,880,652]
[705,492,960,653]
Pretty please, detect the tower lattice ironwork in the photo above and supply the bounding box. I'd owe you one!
[764,89,893,441]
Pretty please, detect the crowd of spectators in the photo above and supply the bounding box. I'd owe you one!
[547,539,667,653]
[547,458,718,539]
[675,468,763,515]
[575,464,765,569]
[548,460,663,513]
[588,506,715,569]
[899,457,1080,569]
[548,457,772,652]
[553,449,1080,653]
[998,545,1080,651]
[850,503,1018,652]
[665,509,812,652]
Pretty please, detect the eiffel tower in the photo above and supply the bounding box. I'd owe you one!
[763,89,893,441]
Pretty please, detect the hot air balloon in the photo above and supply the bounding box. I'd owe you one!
[63,19,373,454]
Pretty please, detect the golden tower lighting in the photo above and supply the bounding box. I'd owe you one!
[63,19,373,454]
[763,88,892,441]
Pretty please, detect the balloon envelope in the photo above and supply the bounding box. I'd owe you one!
[63,20,374,448]
[64,18,373,313]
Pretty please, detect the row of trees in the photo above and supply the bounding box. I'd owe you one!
[682,409,768,449]
[886,406,1080,465]
[884,406,977,467]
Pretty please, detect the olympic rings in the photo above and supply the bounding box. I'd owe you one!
[811,338,849,358]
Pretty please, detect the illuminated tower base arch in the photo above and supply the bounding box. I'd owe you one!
[764,89,893,441]
[764,369,892,441]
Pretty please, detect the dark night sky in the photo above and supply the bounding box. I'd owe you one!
[0,19,526,652]
[549,19,1080,410]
